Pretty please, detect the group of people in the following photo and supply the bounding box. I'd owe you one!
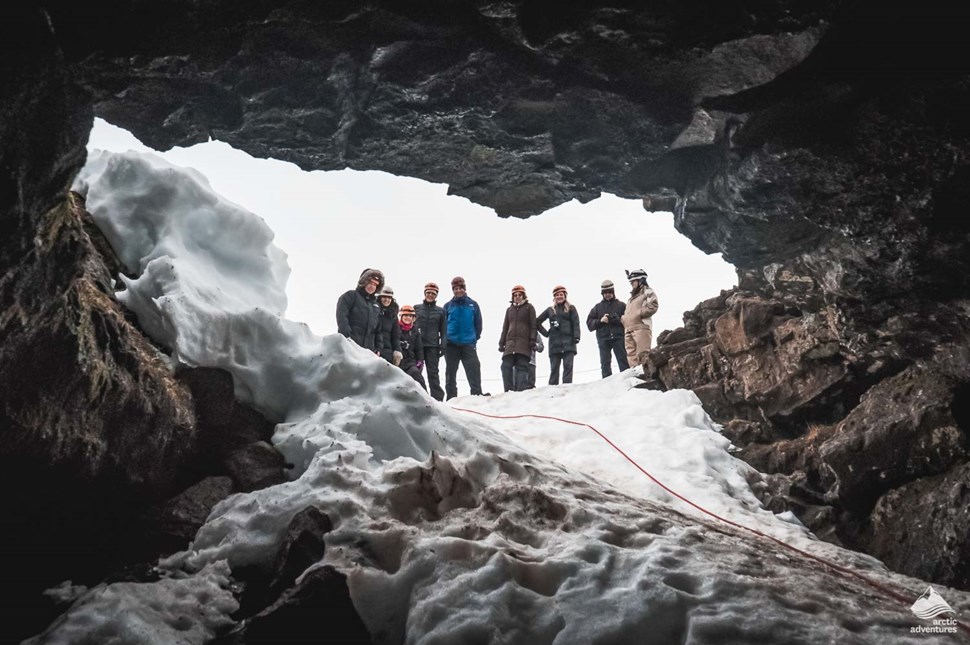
[336,268,659,400]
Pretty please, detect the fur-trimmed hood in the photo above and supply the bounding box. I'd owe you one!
[357,268,385,291]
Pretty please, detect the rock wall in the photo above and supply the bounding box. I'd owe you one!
[641,261,970,588]
[0,184,285,637]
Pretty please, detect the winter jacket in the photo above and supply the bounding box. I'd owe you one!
[444,295,482,346]
[537,303,581,355]
[499,301,537,357]
[415,300,446,348]
[398,322,424,372]
[378,301,402,362]
[622,285,659,333]
[587,298,627,342]
[336,287,383,352]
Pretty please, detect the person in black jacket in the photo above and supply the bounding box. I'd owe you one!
[377,285,402,365]
[396,304,427,390]
[537,285,581,385]
[415,282,446,401]
[336,268,384,353]
[586,279,630,377]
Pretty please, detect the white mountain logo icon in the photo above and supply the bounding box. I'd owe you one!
[911,586,956,620]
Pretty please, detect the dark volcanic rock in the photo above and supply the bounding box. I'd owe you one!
[177,366,280,487]
[130,475,236,561]
[645,264,852,438]
[224,441,287,493]
[269,506,334,597]
[865,461,970,590]
[0,192,197,639]
[178,367,277,448]
[227,506,336,627]
[53,2,833,218]
[819,365,968,514]
[643,264,970,588]
[0,190,279,639]
[220,566,370,645]
[0,193,196,491]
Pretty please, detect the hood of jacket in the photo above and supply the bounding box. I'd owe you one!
[357,268,385,291]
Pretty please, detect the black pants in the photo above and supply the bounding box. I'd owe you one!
[549,352,575,385]
[445,344,482,399]
[598,337,630,377]
[501,353,531,392]
[422,346,444,401]
[402,364,427,391]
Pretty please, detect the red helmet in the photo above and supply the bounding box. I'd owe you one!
[511,284,527,296]
[451,276,466,289]
[399,304,416,317]
[552,285,567,296]
[424,282,439,296]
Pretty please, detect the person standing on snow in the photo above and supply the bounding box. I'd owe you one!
[377,285,402,365]
[397,304,427,390]
[586,279,630,377]
[443,276,484,399]
[336,268,384,354]
[415,282,446,401]
[621,268,659,367]
[537,285,581,385]
[498,284,537,392]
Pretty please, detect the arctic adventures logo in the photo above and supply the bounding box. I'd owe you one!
[910,586,957,635]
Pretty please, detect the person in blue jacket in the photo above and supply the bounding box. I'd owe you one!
[442,275,484,399]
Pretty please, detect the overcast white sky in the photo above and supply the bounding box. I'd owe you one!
[86,118,736,389]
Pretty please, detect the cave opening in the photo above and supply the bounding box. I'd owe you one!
[85,119,737,390]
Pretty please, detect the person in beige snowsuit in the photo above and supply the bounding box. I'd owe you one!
[621,268,659,367]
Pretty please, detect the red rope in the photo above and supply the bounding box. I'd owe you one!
[452,406,970,637]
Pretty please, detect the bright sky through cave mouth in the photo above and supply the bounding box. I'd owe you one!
[38,138,970,644]
[85,118,737,391]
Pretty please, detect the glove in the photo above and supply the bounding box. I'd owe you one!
[392,351,403,366]
[498,344,505,352]
[601,314,609,324]
[416,360,424,370]
[438,347,444,357]
[529,341,536,351]
[573,338,580,345]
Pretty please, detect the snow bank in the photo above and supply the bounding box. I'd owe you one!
[24,562,237,645]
